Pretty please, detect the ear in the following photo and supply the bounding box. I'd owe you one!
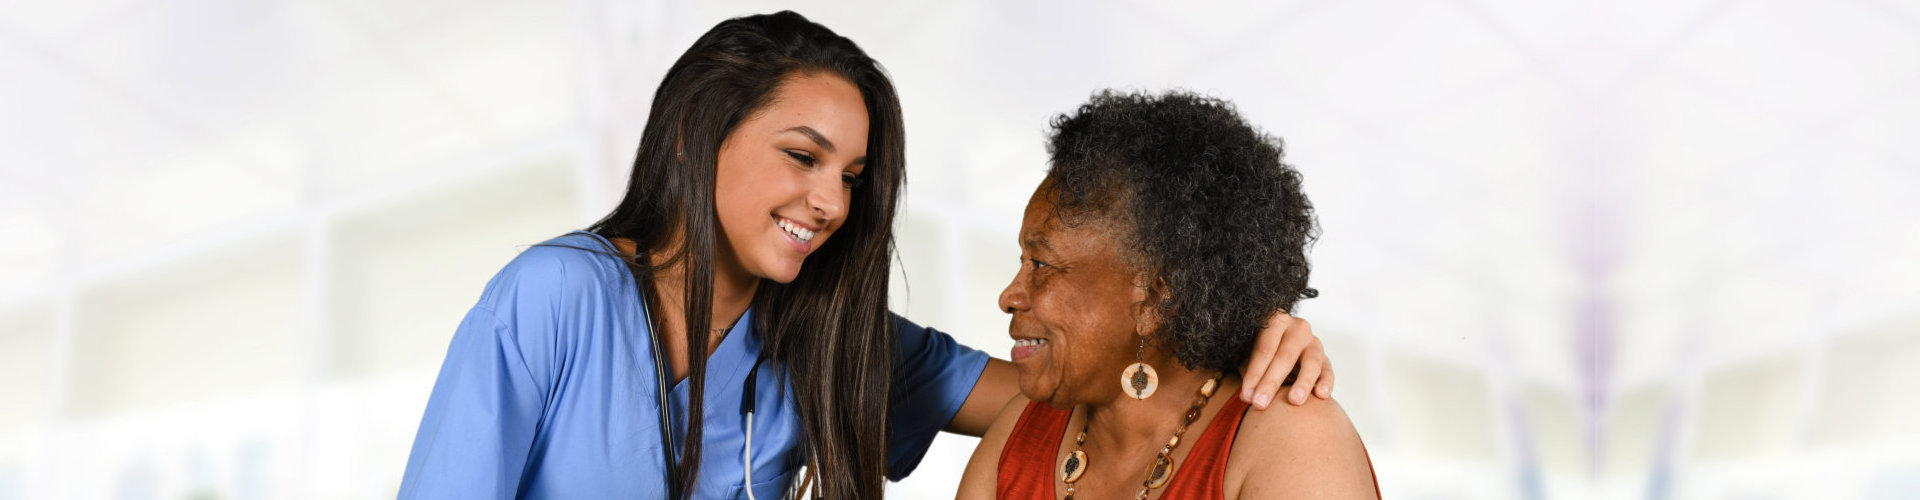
[1129,273,1169,337]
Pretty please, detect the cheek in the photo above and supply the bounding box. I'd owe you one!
[1049,298,1138,381]
[1038,294,1102,373]
[714,158,796,227]
[717,160,769,204]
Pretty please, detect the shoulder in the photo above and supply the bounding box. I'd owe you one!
[469,233,634,325]
[972,392,1037,465]
[957,393,1036,499]
[502,233,626,283]
[887,311,989,377]
[485,234,628,298]
[1226,397,1377,498]
[984,392,1036,447]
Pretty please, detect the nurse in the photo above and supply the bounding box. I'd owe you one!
[396,11,1336,500]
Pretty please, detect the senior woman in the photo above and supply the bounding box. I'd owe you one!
[957,90,1378,499]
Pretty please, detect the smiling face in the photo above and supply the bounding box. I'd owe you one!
[713,71,870,283]
[998,180,1152,407]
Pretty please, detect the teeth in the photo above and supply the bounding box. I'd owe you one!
[1013,338,1048,348]
[778,218,814,242]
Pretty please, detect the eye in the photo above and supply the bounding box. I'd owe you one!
[785,150,816,167]
[1031,258,1050,270]
[842,171,866,189]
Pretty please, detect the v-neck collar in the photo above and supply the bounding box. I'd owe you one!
[669,308,758,396]
[570,230,765,430]
[572,231,763,397]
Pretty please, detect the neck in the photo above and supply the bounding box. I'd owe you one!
[614,236,758,381]
[1082,359,1233,447]
[648,258,757,334]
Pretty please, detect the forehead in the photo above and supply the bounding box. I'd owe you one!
[1020,182,1063,241]
[1020,183,1122,256]
[751,73,868,137]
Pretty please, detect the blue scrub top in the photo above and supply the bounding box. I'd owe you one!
[397,232,990,499]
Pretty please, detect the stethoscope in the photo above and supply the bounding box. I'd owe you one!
[584,231,775,499]
[636,275,771,500]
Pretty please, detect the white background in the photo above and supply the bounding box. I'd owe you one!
[2,0,1918,499]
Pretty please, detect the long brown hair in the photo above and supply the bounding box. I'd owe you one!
[588,11,902,499]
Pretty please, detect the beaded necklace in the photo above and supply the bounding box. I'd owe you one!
[1059,377,1221,500]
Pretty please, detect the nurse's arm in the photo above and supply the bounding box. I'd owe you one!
[942,312,1333,437]
[944,358,1019,436]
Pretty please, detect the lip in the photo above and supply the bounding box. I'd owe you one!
[774,215,815,253]
[1010,335,1048,362]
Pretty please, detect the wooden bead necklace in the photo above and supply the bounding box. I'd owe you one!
[1059,376,1221,500]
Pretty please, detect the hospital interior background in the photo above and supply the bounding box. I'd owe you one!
[3,0,1919,498]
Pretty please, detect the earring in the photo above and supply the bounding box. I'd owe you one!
[1121,337,1159,400]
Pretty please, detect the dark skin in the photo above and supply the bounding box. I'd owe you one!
[957,181,1376,498]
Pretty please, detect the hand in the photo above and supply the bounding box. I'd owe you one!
[1239,311,1332,409]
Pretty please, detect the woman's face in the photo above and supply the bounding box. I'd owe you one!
[713,72,869,283]
[998,181,1149,407]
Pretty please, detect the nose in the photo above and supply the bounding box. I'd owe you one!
[807,174,848,225]
[998,268,1029,314]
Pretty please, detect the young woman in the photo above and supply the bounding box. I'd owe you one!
[396,12,1336,500]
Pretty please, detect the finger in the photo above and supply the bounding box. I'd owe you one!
[1250,330,1312,409]
[1289,356,1323,405]
[1315,360,1336,399]
[1299,338,1334,399]
[1239,314,1291,402]
[1289,355,1321,405]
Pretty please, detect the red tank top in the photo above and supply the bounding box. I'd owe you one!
[994,397,1380,499]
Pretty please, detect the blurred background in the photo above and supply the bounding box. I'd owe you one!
[2,0,1918,498]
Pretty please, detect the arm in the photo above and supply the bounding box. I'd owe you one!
[954,393,1031,499]
[887,314,993,478]
[397,248,572,499]
[396,306,548,499]
[943,357,1018,436]
[1226,398,1378,499]
[945,312,1331,436]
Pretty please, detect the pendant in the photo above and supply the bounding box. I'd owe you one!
[1145,453,1173,489]
[1121,362,1159,399]
[1061,449,1087,483]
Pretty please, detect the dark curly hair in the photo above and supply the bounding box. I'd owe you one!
[1045,89,1319,375]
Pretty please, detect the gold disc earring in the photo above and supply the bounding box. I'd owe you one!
[1121,337,1159,399]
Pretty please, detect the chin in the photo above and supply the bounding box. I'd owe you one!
[763,269,800,284]
[1016,375,1064,409]
[758,259,804,283]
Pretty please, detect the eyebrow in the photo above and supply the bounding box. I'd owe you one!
[1021,231,1052,252]
[782,126,836,153]
[782,125,869,167]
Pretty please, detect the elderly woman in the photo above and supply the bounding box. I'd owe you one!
[957,91,1379,499]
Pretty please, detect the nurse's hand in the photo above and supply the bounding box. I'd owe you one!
[1239,311,1333,410]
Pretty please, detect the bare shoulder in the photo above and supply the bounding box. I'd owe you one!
[1225,397,1377,499]
[955,393,1034,499]
[976,392,1034,458]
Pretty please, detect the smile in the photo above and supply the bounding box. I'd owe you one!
[776,216,816,243]
[1011,337,1048,362]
